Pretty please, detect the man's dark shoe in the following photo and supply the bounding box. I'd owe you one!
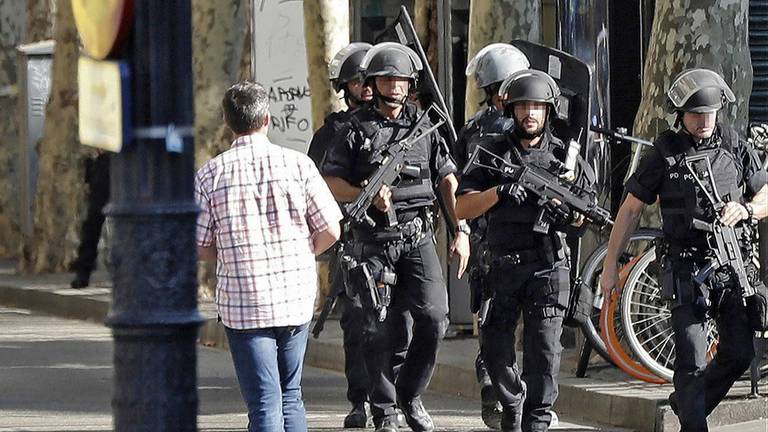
[374,417,398,432]
[481,384,502,429]
[397,396,434,432]
[70,273,90,289]
[344,401,371,428]
[500,409,522,432]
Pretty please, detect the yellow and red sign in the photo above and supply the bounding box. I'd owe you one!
[72,0,134,60]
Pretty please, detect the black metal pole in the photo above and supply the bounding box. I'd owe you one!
[749,0,768,284]
[104,1,203,430]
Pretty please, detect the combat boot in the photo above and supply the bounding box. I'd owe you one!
[500,408,522,432]
[374,416,398,432]
[344,401,371,428]
[481,384,502,429]
[397,396,434,432]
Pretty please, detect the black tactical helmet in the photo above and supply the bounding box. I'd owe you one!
[465,43,529,89]
[361,42,422,81]
[667,68,735,113]
[499,69,561,117]
[329,42,372,92]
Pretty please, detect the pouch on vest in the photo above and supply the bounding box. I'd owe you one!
[535,263,570,313]
[746,281,768,332]
[659,256,676,301]
[564,275,594,328]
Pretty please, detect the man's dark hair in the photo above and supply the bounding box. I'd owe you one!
[222,81,270,135]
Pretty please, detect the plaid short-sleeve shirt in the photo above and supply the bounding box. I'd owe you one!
[195,133,342,329]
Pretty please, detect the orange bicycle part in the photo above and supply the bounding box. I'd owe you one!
[600,254,668,384]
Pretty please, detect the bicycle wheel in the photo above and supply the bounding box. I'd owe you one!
[600,252,667,383]
[578,228,662,365]
[620,247,718,382]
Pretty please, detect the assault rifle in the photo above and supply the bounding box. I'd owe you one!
[465,145,613,234]
[344,106,445,229]
[683,154,754,297]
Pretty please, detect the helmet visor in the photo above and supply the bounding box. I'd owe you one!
[667,69,736,109]
[360,42,423,75]
[329,42,373,81]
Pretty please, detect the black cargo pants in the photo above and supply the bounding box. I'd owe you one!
[480,256,569,432]
[355,232,449,423]
[666,260,754,432]
[72,153,110,276]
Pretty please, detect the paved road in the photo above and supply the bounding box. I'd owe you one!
[0,306,762,432]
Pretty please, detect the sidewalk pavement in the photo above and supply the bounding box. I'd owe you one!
[0,259,765,432]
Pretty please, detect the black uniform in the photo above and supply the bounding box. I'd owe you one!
[458,130,593,432]
[321,102,456,424]
[71,153,110,283]
[625,125,767,432]
[308,109,373,406]
[455,107,513,403]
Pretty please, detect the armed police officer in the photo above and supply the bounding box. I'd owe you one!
[457,43,530,430]
[321,42,470,432]
[601,68,768,432]
[457,69,595,432]
[306,42,378,428]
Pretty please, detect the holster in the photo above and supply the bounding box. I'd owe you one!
[564,275,593,328]
[746,281,768,332]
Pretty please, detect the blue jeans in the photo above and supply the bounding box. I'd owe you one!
[225,322,310,432]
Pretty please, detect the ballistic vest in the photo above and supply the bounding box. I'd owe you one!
[454,107,514,170]
[349,103,436,212]
[482,131,567,249]
[655,126,744,245]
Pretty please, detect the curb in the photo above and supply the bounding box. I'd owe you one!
[0,281,765,432]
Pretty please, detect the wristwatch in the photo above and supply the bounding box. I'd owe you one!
[455,221,471,236]
[745,203,755,221]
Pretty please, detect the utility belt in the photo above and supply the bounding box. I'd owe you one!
[484,247,547,268]
[484,234,564,269]
[352,207,433,245]
[655,239,708,261]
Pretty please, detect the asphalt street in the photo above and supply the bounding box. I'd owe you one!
[0,305,746,432]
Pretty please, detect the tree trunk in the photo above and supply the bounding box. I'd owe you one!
[303,0,349,132]
[414,0,439,74]
[25,0,55,43]
[192,0,249,167]
[19,0,83,273]
[464,0,541,121]
[632,0,751,227]
[0,0,26,258]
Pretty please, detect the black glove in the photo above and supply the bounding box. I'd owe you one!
[544,200,574,226]
[496,182,527,206]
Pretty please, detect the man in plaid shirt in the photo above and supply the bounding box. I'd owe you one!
[195,81,342,432]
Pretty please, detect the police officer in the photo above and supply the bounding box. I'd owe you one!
[601,68,768,432]
[457,69,594,432]
[457,43,529,430]
[70,151,110,288]
[321,42,470,432]
[307,42,373,166]
[306,42,376,428]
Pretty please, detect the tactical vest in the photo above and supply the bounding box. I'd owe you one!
[483,132,567,249]
[307,110,351,167]
[655,126,744,245]
[349,103,435,210]
[455,107,513,170]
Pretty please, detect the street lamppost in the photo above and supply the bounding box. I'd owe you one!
[98,1,204,429]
